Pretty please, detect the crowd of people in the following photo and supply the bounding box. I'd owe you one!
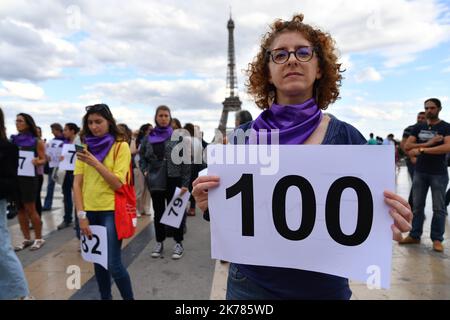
[0,103,208,299]
[0,11,447,301]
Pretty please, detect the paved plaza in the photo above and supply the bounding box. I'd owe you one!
[8,165,450,299]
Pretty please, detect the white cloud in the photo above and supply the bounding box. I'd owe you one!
[355,67,382,82]
[0,18,78,81]
[1,101,85,140]
[1,0,450,142]
[83,78,226,110]
[338,54,353,71]
[2,0,449,81]
[0,81,45,100]
[443,66,450,73]
[331,96,449,141]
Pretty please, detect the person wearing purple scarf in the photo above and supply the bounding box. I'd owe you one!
[73,104,134,300]
[12,113,46,252]
[192,13,413,300]
[56,123,80,232]
[139,105,190,260]
[42,123,65,212]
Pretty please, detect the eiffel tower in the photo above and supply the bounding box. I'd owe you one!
[217,13,242,135]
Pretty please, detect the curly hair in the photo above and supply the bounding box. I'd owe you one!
[246,13,343,110]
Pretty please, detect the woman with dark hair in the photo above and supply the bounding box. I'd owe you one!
[130,123,153,217]
[235,110,253,127]
[73,104,134,300]
[57,123,80,231]
[171,118,182,130]
[139,106,190,260]
[12,113,46,251]
[192,13,412,299]
[0,107,31,299]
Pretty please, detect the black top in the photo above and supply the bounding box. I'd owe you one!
[0,139,19,200]
[402,124,416,139]
[411,120,450,175]
[152,142,165,160]
[402,123,416,165]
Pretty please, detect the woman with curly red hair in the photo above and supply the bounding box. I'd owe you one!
[193,13,413,299]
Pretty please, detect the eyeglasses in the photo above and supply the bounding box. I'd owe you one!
[267,46,315,64]
[85,104,112,116]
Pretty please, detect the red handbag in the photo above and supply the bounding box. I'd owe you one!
[113,143,137,240]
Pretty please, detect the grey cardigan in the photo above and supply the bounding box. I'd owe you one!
[139,137,191,188]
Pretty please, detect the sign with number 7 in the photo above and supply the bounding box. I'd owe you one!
[59,144,77,171]
[17,150,35,177]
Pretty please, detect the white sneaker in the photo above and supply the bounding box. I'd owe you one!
[29,239,45,251]
[151,242,163,258]
[172,243,184,260]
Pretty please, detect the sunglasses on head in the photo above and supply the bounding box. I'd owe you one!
[85,104,112,116]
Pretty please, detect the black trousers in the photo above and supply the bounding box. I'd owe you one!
[151,177,186,243]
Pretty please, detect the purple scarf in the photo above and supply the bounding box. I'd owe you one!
[85,134,115,162]
[148,126,173,144]
[11,132,36,147]
[250,98,323,145]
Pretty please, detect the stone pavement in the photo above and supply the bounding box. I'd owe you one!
[7,166,450,299]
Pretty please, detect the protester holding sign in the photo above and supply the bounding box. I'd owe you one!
[73,104,134,300]
[11,113,46,251]
[42,123,65,211]
[192,13,412,299]
[57,123,80,231]
[0,107,31,299]
[139,105,190,260]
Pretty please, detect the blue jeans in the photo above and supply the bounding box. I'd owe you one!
[410,172,449,242]
[62,171,73,223]
[43,168,55,209]
[0,199,29,299]
[87,211,134,300]
[226,263,279,300]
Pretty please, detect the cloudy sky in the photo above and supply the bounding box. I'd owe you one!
[1,0,450,142]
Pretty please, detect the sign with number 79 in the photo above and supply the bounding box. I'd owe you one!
[208,145,395,288]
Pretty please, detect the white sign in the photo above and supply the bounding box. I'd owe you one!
[59,144,76,171]
[160,187,191,229]
[46,139,64,168]
[80,225,108,270]
[208,145,395,288]
[17,150,35,177]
